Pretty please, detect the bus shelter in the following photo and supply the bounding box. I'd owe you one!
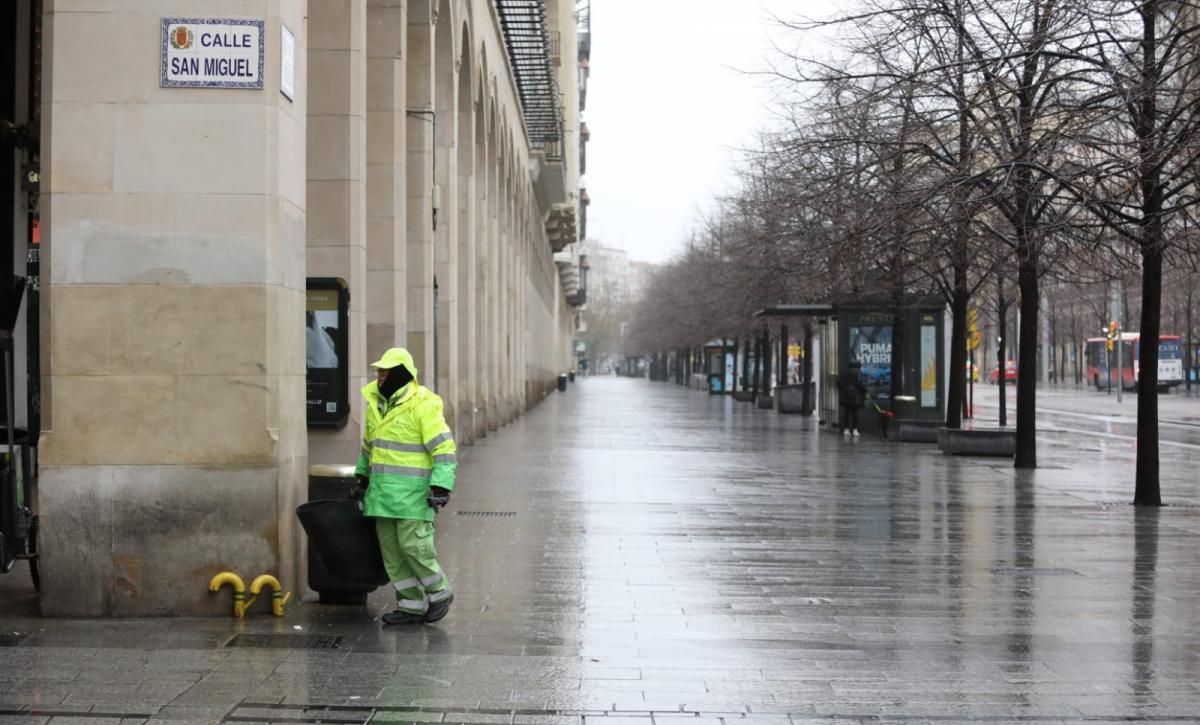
[704,339,735,394]
[757,297,947,435]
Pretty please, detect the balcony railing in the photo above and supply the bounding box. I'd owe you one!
[494,0,564,153]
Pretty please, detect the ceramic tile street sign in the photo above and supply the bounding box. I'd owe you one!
[161,18,265,89]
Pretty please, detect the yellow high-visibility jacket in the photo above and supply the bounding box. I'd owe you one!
[355,380,457,521]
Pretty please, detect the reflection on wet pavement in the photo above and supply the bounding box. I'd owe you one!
[2,377,1199,724]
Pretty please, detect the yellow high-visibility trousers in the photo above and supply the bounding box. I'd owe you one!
[375,518,452,615]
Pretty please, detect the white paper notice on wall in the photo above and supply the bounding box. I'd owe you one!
[281,24,295,101]
[161,18,265,89]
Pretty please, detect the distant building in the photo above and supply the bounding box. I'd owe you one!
[581,240,655,305]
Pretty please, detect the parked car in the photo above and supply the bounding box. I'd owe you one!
[989,361,1017,384]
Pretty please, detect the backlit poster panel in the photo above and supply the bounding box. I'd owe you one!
[848,324,892,402]
[306,278,349,428]
[921,324,937,407]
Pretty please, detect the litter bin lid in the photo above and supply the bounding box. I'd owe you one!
[309,463,357,478]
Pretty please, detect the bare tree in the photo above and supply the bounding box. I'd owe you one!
[1069,0,1200,504]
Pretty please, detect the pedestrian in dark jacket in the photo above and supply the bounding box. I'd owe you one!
[837,360,867,437]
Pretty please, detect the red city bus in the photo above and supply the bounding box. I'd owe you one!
[1084,333,1184,391]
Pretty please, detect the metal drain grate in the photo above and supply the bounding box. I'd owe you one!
[0,633,27,647]
[225,634,343,649]
[992,567,1081,577]
[456,511,516,518]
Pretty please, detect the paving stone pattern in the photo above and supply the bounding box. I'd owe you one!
[2,378,1200,725]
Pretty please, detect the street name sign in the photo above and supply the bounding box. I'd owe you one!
[161,18,265,89]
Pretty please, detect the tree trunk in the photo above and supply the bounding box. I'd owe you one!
[751,338,760,398]
[742,336,751,395]
[1135,244,1163,505]
[998,282,1008,428]
[1049,309,1057,384]
[1015,258,1040,469]
[887,312,901,404]
[801,321,814,414]
[761,330,772,395]
[946,269,969,428]
[731,339,740,394]
[1073,336,1080,385]
[780,324,789,385]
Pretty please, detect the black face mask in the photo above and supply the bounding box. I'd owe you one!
[378,365,414,399]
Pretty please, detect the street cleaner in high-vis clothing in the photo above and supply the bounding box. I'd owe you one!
[355,347,457,626]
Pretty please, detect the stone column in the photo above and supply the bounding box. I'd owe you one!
[503,184,516,422]
[517,225,526,412]
[473,113,490,440]
[517,209,527,413]
[308,0,367,466]
[497,177,509,424]
[432,11,458,427]
[38,1,308,616]
[519,223,529,412]
[366,0,408,363]
[455,85,476,444]
[485,139,500,431]
[405,4,436,383]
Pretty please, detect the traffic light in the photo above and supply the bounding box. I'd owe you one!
[1109,320,1119,339]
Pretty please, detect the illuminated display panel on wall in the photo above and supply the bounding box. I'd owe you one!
[306,278,349,429]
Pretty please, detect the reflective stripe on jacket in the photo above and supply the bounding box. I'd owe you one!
[355,380,457,521]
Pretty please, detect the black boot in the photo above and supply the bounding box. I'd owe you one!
[423,594,454,623]
[382,609,425,626]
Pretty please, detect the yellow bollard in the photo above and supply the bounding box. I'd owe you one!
[208,572,249,618]
[249,574,292,617]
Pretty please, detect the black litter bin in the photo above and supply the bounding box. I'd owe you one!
[557,374,569,391]
[298,464,389,604]
[568,371,576,383]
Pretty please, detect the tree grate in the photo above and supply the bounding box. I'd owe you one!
[456,510,517,518]
[224,634,343,649]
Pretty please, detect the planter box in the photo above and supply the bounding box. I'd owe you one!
[732,391,755,402]
[776,383,814,415]
[937,427,1016,456]
[756,395,775,410]
[896,419,941,443]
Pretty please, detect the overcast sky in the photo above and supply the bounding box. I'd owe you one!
[584,0,834,264]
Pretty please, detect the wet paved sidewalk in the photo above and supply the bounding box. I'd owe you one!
[3,377,1200,724]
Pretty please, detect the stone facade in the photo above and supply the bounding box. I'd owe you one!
[32,0,585,616]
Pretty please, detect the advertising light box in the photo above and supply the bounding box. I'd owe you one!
[306,278,349,429]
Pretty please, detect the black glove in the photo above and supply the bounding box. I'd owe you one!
[427,486,451,510]
[352,475,369,501]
